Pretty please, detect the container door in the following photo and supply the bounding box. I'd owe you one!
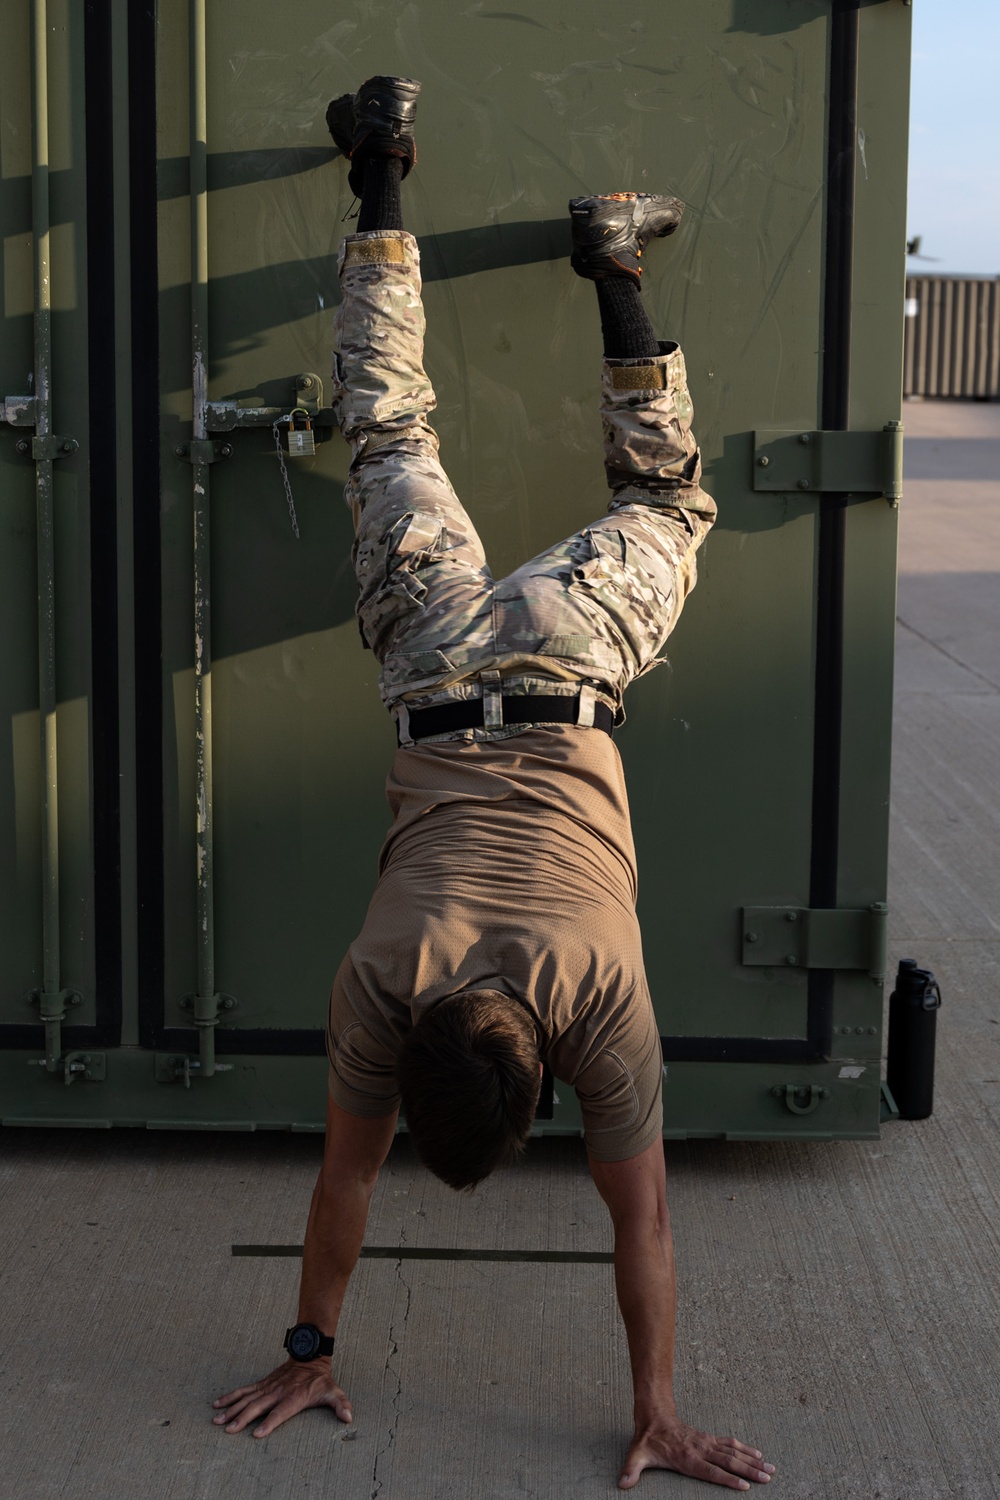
[3,0,906,1135]
[139,0,908,1134]
[0,1,123,1122]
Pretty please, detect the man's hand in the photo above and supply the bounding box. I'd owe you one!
[212,1357,352,1438]
[210,1097,398,1441]
[589,1139,777,1492]
[619,1417,775,1490]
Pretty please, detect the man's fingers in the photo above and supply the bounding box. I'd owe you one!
[212,1383,258,1408]
[211,1366,353,1437]
[331,1392,354,1423]
[212,1393,260,1425]
[714,1438,771,1462]
[619,1457,757,1492]
[619,1432,775,1491]
[221,1393,278,1434]
[251,1394,310,1438]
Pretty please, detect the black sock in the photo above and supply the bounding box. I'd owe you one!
[595,277,660,360]
[357,155,404,233]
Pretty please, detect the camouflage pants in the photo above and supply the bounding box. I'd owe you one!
[332,230,717,743]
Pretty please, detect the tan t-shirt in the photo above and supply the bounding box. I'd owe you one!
[326,724,663,1162]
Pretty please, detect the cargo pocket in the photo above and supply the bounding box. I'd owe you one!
[567,528,635,650]
[357,510,445,657]
[381,646,457,692]
[571,527,630,591]
[534,633,621,678]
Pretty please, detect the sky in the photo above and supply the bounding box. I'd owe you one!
[906,0,1000,275]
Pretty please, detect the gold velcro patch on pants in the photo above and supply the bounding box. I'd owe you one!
[610,364,666,390]
[344,238,407,267]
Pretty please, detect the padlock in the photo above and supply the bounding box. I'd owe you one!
[286,410,316,457]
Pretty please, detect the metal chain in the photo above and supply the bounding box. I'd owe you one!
[272,418,301,540]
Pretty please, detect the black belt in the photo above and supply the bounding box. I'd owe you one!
[400,693,615,744]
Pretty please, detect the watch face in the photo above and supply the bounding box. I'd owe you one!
[288,1325,320,1361]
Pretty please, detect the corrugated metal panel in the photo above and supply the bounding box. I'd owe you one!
[904,276,1000,398]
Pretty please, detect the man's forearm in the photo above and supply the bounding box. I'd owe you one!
[296,1168,373,1335]
[295,1098,400,1340]
[588,1140,679,1418]
[611,1201,679,1421]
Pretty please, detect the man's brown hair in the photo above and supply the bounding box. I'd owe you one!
[396,989,542,1191]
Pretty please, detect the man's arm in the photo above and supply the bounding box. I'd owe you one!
[588,1139,775,1491]
[212,1094,398,1437]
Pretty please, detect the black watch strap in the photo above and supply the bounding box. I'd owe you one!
[284,1322,335,1361]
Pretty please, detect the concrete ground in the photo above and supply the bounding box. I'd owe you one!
[2,400,999,1500]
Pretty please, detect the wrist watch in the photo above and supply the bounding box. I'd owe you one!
[284,1322,335,1362]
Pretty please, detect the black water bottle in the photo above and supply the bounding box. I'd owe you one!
[886,959,941,1119]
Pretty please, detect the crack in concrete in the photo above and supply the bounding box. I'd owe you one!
[370,1228,413,1500]
[897,613,1000,692]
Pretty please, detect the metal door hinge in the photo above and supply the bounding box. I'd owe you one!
[753,423,902,501]
[742,903,888,980]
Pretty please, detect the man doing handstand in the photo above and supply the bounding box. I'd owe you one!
[213,76,775,1492]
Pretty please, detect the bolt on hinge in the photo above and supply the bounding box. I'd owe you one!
[177,993,238,1014]
[25,987,84,1011]
[11,432,79,459]
[174,438,233,464]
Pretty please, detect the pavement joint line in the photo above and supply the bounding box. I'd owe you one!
[896,614,1000,692]
[232,1244,615,1263]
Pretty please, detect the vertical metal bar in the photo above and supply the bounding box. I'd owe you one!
[927,278,939,396]
[807,0,860,1060]
[190,0,217,1076]
[32,0,64,1071]
[979,282,988,397]
[920,277,932,396]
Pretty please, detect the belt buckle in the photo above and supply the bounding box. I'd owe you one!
[480,669,503,730]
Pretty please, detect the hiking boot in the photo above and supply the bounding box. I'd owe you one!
[326,75,421,197]
[569,192,685,283]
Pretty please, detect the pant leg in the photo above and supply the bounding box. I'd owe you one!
[494,342,716,713]
[332,231,494,702]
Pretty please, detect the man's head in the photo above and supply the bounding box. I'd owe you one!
[396,990,542,1191]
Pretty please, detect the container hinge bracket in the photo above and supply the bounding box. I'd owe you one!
[174,438,233,465]
[62,1051,106,1086]
[753,423,903,501]
[26,1050,106,1085]
[30,434,79,461]
[742,904,888,980]
[6,426,79,461]
[155,1053,235,1089]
